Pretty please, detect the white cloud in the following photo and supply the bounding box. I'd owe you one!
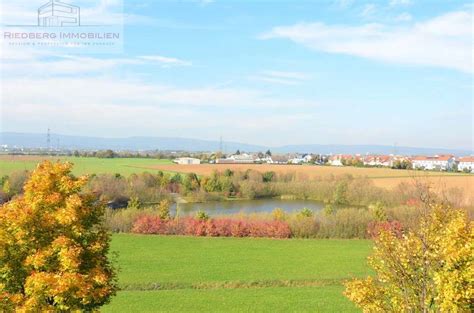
[198,0,215,6]
[394,13,413,22]
[1,75,319,142]
[361,4,377,17]
[389,0,412,6]
[1,75,317,113]
[0,52,192,78]
[249,70,311,85]
[260,9,473,73]
[263,71,310,80]
[334,0,355,9]
[138,55,192,67]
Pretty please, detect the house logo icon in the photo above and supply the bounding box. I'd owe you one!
[38,0,81,27]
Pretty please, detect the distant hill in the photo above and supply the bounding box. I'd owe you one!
[1,132,471,156]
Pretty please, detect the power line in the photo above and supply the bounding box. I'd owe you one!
[46,128,51,152]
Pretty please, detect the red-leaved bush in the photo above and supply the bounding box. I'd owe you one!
[406,198,421,207]
[367,220,403,238]
[131,215,164,234]
[132,215,291,239]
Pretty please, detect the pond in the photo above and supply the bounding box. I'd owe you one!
[171,199,325,216]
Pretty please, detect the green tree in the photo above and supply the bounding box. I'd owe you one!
[262,171,275,183]
[195,210,210,221]
[202,171,221,192]
[127,196,141,210]
[97,149,116,158]
[170,173,182,184]
[369,202,387,221]
[184,173,200,192]
[223,169,234,177]
[323,204,334,216]
[333,181,348,205]
[158,199,171,220]
[1,170,30,199]
[297,207,313,218]
[0,161,117,312]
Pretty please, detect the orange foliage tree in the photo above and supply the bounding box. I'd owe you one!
[0,161,117,312]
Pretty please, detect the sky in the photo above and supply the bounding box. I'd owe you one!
[0,0,472,150]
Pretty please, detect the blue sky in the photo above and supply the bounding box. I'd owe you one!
[1,0,472,150]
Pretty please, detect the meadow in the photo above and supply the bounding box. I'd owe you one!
[104,235,372,312]
[0,155,173,177]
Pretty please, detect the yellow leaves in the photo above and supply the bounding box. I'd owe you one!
[90,267,109,285]
[25,251,50,269]
[345,203,473,312]
[0,161,116,312]
[344,277,389,313]
[50,193,86,227]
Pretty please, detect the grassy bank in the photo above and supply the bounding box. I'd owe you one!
[104,234,372,312]
[103,287,353,312]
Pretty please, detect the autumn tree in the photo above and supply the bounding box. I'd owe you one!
[0,161,117,312]
[344,202,473,312]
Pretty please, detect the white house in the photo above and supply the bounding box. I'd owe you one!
[328,155,343,166]
[231,153,255,163]
[328,154,355,166]
[458,156,474,173]
[303,154,313,163]
[412,155,455,171]
[269,155,290,164]
[216,153,254,164]
[174,157,201,165]
[363,155,392,167]
[255,156,273,164]
[289,155,306,164]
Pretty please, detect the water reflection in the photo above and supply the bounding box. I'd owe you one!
[171,199,324,216]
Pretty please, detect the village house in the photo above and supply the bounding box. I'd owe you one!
[412,155,455,171]
[303,154,314,163]
[363,155,392,167]
[270,155,290,164]
[173,157,201,165]
[255,156,273,164]
[328,155,343,166]
[328,154,354,166]
[287,154,314,164]
[457,156,474,173]
[216,153,255,164]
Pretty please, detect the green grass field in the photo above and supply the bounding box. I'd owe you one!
[0,156,173,177]
[104,235,372,312]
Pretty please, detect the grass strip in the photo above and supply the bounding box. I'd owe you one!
[119,278,344,291]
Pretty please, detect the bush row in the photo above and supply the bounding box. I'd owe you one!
[132,216,292,238]
[128,209,409,239]
[105,203,473,239]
